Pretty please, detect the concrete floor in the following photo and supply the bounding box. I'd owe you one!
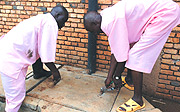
[0,65,161,112]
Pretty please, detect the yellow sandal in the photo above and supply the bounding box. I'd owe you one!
[116,98,145,112]
[121,76,134,91]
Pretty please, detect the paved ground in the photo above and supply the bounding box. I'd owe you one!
[0,65,161,112]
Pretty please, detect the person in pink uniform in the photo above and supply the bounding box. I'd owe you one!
[84,0,180,111]
[0,5,68,112]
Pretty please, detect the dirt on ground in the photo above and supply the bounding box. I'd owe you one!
[144,95,180,112]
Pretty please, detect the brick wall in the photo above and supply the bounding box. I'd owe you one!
[0,0,180,102]
[156,0,180,103]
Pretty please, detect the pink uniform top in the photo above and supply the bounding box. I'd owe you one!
[0,13,58,79]
[100,0,180,62]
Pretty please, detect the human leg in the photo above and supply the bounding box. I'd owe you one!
[0,69,27,112]
[131,70,143,106]
[116,70,144,112]
[121,69,134,91]
[32,58,51,79]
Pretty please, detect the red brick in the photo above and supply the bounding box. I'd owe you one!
[78,43,85,47]
[169,32,175,37]
[32,2,38,6]
[175,61,180,65]
[177,77,180,81]
[68,37,80,42]
[51,3,57,7]
[172,55,180,60]
[80,57,88,61]
[65,41,72,46]
[78,23,84,28]
[61,27,74,32]
[158,83,166,88]
[168,37,179,43]
[174,72,180,76]
[3,5,12,9]
[20,15,29,19]
[58,40,65,44]
[20,11,26,14]
[77,52,84,56]
[170,91,180,96]
[106,56,111,60]
[98,0,112,4]
[66,8,73,13]
[62,3,70,7]
[161,64,169,69]
[58,31,65,36]
[104,51,111,55]
[166,85,175,90]
[79,33,85,38]
[64,50,71,54]
[97,50,104,54]
[72,42,78,46]
[17,6,24,10]
[159,79,171,84]
[74,9,86,13]
[21,2,26,5]
[77,14,84,18]
[161,59,174,64]
[68,18,80,23]
[6,10,11,14]
[67,0,81,3]
[159,74,167,79]
[24,6,34,10]
[65,32,71,36]
[176,32,180,37]
[160,70,173,75]
[170,66,179,71]
[97,59,109,64]
[174,44,180,49]
[157,88,169,93]
[58,36,67,40]
[71,51,77,55]
[71,32,78,37]
[75,47,87,52]
[75,28,88,33]
[164,43,173,48]
[70,13,77,18]
[71,23,77,27]
[163,48,178,54]
[175,87,180,91]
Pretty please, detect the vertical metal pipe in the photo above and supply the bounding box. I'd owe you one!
[87,0,98,74]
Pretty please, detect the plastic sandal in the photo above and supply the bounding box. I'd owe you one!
[121,76,134,91]
[116,98,145,112]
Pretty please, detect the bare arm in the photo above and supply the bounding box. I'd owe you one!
[105,54,118,87]
[45,62,61,85]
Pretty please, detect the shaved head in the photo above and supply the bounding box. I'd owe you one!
[51,5,68,29]
[84,11,102,35]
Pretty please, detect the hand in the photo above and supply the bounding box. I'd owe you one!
[52,71,61,86]
[105,76,113,88]
[112,76,122,89]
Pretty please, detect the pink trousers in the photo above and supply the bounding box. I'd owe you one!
[0,68,27,112]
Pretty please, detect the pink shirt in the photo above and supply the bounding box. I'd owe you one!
[0,13,58,79]
[100,0,180,62]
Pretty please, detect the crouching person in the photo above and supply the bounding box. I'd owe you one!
[0,5,68,112]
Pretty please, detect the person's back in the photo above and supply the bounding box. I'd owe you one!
[101,0,180,43]
[0,13,58,79]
